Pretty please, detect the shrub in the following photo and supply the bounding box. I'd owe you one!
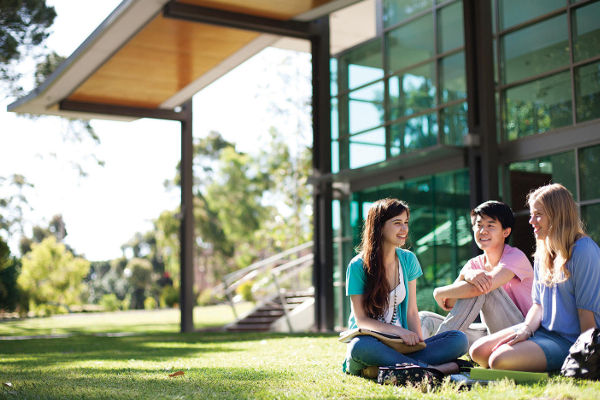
[99,293,121,311]
[144,296,157,310]
[236,280,255,303]
[160,285,179,308]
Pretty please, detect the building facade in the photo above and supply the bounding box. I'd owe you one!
[327,0,600,328]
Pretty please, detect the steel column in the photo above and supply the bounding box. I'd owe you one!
[180,99,195,332]
[463,0,498,208]
[311,16,334,331]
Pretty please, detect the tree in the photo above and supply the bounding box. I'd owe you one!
[0,0,56,95]
[124,258,153,309]
[0,237,20,312]
[19,214,71,255]
[0,174,33,241]
[17,236,90,315]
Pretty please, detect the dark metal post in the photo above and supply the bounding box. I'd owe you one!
[463,0,498,208]
[180,99,195,332]
[311,16,334,331]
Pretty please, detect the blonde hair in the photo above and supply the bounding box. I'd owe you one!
[527,183,585,286]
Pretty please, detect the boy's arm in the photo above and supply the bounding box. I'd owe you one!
[433,267,515,310]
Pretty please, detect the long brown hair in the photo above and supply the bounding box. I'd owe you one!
[358,198,410,319]
[527,183,585,285]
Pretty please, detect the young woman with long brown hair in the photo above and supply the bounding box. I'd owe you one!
[343,198,468,376]
[470,183,600,371]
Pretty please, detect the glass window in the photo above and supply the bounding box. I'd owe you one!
[331,97,339,140]
[498,0,565,30]
[573,1,600,62]
[579,144,600,201]
[504,72,572,140]
[383,0,434,28]
[509,151,577,201]
[440,51,466,103]
[440,101,468,146]
[387,13,435,73]
[339,38,383,91]
[331,140,339,173]
[575,61,600,123]
[438,1,464,53]
[349,128,386,169]
[348,81,385,134]
[581,203,600,245]
[390,112,438,155]
[330,59,338,98]
[501,14,569,84]
[388,63,436,121]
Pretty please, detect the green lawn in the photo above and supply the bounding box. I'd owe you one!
[1,308,599,399]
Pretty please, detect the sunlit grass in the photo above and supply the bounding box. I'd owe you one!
[1,308,600,399]
[0,302,253,336]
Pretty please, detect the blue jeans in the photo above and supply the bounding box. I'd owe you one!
[345,330,468,375]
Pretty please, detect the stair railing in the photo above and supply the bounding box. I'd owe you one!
[221,241,313,325]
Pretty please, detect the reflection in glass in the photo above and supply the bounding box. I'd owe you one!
[390,112,438,155]
[581,203,600,245]
[440,52,466,103]
[579,144,600,201]
[504,72,572,140]
[573,1,600,62]
[339,38,383,91]
[498,0,564,30]
[509,151,576,198]
[383,0,433,28]
[388,63,435,121]
[575,62,600,123]
[349,128,386,169]
[331,140,339,173]
[348,81,385,134]
[438,1,464,53]
[501,14,569,84]
[440,102,468,146]
[331,97,339,140]
[330,58,338,97]
[387,13,434,73]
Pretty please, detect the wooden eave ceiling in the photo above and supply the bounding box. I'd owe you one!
[8,0,359,120]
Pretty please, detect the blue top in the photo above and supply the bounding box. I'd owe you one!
[346,248,423,330]
[532,236,600,343]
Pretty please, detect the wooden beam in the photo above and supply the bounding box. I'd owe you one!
[163,1,319,39]
[59,100,187,121]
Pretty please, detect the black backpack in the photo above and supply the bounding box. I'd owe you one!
[561,328,600,380]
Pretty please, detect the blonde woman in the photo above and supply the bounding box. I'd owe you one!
[470,183,600,371]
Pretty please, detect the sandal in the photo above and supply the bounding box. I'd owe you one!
[452,358,476,372]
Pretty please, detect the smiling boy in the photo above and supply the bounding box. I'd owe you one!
[420,201,533,345]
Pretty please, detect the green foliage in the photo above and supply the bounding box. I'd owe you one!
[98,294,121,312]
[159,285,179,308]
[18,236,90,315]
[0,174,33,241]
[0,237,21,312]
[125,258,153,309]
[143,296,157,310]
[235,280,255,303]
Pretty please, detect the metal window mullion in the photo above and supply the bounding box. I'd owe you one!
[575,148,581,203]
[434,5,442,145]
[568,3,578,125]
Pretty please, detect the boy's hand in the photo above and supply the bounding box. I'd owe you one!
[433,288,453,311]
[463,269,492,293]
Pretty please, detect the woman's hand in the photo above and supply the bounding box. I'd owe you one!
[491,324,533,352]
[396,327,422,346]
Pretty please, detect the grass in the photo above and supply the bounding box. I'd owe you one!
[1,308,599,399]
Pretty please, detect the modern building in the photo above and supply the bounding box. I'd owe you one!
[327,0,600,329]
[8,0,600,332]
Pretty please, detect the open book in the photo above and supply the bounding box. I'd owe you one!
[338,328,426,354]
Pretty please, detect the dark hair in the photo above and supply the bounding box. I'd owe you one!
[359,198,410,319]
[470,200,515,244]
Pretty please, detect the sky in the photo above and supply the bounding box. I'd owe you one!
[0,1,312,260]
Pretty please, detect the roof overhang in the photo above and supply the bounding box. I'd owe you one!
[8,0,371,121]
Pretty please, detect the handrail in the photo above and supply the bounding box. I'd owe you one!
[222,241,313,295]
[222,241,314,331]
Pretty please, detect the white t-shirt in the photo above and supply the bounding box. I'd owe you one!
[381,260,406,325]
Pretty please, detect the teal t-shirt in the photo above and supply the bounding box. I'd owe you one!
[345,248,423,330]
